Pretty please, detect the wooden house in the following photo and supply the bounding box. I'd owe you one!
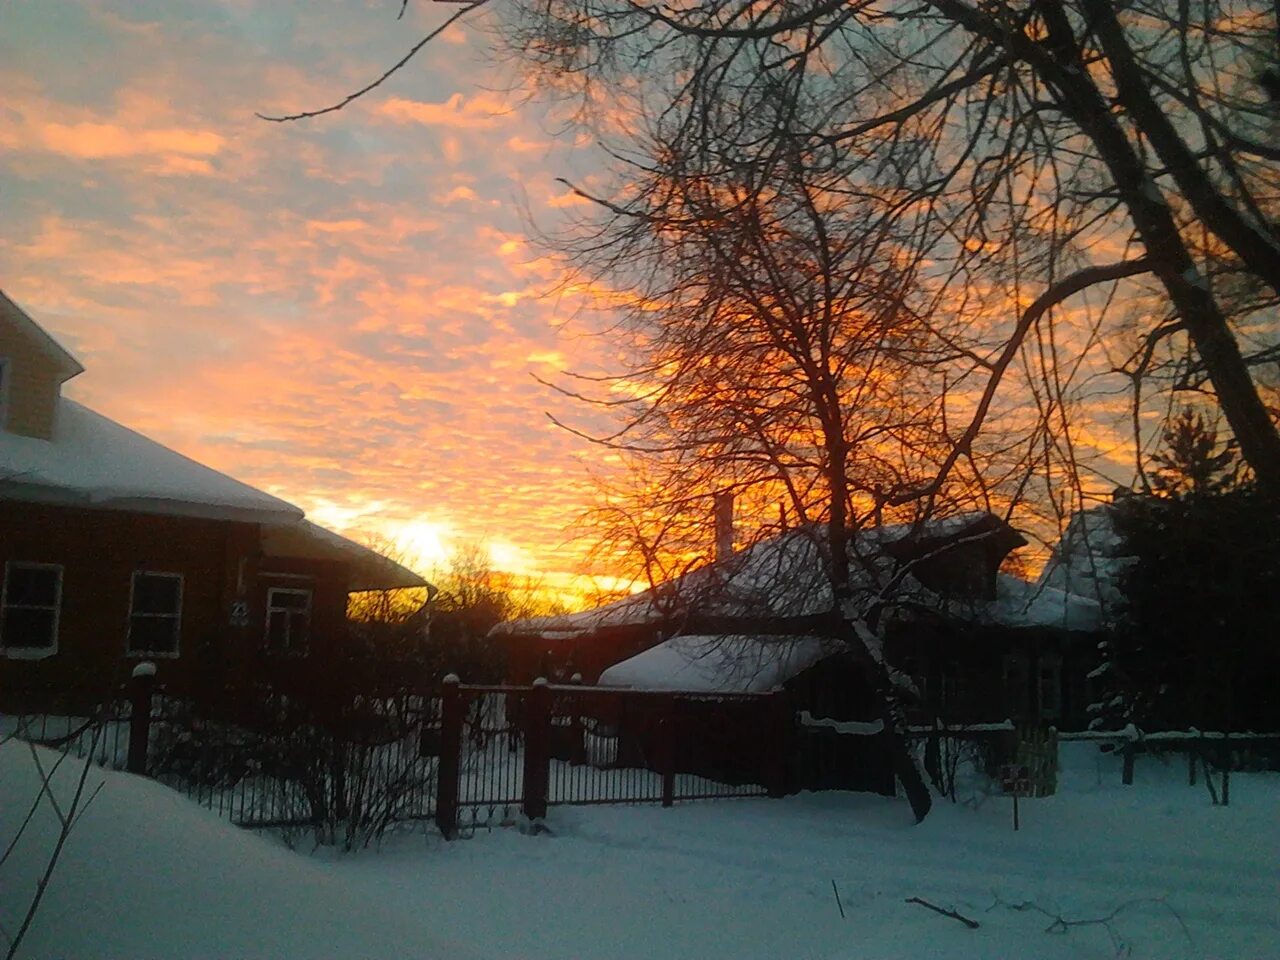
[493,513,1103,731]
[0,291,428,712]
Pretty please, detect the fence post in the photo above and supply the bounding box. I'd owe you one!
[767,690,793,799]
[1121,740,1136,786]
[659,711,676,808]
[568,673,587,766]
[435,674,463,840]
[127,662,156,775]
[522,677,551,822]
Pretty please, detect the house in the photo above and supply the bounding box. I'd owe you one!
[493,512,1103,729]
[0,291,428,712]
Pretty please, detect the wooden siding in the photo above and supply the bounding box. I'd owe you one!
[0,320,62,439]
[0,501,353,711]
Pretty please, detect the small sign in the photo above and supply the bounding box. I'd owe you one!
[229,600,250,627]
[999,763,1032,832]
[999,763,1032,796]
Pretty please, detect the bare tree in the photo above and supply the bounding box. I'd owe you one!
[264,0,1280,819]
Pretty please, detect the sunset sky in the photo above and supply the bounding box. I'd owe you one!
[1,1,628,592]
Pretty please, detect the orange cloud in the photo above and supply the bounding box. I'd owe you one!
[376,92,513,129]
[37,121,224,159]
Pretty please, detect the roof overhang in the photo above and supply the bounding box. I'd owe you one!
[0,290,85,383]
[261,520,430,592]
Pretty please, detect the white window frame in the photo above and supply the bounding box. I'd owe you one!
[0,356,10,430]
[1,561,63,660]
[265,587,312,655]
[127,570,183,658]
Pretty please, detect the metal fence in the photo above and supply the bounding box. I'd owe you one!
[9,676,792,842]
[439,681,782,836]
[146,693,441,830]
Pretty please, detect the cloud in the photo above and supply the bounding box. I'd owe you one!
[37,121,225,160]
[375,92,514,129]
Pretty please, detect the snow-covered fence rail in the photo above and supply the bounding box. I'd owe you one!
[1059,727,1280,790]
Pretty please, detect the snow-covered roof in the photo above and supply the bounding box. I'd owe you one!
[989,574,1102,632]
[1035,505,1129,617]
[497,513,1101,641]
[1,398,302,524]
[599,634,835,693]
[261,520,428,591]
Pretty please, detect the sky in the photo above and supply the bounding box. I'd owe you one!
[1,1,629,592]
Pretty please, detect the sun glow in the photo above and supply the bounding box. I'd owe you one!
[389,519,453,573]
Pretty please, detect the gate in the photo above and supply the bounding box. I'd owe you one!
[436,678,789,837]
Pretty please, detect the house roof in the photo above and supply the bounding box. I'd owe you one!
[261,520,428,591]
[0,291,85,382]
[1035,505,1129,616]
[1,399,303,524]
[495,513,1102,641]
[598,634,835,693]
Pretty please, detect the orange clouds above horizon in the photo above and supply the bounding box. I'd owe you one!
[0,1,626,594]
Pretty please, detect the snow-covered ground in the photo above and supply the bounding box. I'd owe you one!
[3,740,1277,959]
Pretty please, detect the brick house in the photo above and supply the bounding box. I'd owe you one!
[0,291,427,711]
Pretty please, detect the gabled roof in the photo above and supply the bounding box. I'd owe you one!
[0,290,85,382]
[495,513,1102,640]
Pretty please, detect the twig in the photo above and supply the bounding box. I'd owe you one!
[987,892,1193,956]
[5,740,104,960]
[832,879,846,919]
[905,897,980,929]
[256,1,489,121]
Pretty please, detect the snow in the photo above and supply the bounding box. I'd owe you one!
[799,711,885,735]
[0,399,303,524]
[598,634,835,692]
[6,738,1278,959]
[0,741,476,960]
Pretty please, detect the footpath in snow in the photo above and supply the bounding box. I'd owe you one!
[2,740,1277,959]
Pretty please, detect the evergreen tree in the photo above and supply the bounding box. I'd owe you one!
[1088,407,1278,734]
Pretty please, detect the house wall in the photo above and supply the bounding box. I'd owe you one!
[0,501,351,711]
[0,320,62,440]
[885,622,1096,730]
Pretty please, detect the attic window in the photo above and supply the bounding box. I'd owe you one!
[128,572,183,657]
[1,562,62,658]
[266,587,311,655]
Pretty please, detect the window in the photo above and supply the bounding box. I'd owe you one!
[1002,654,1030,718]
[266,588,311,654]
[0,356,10,429]
[1,562,62,657]
[128,572,182,656]
[1038,655,1063,720]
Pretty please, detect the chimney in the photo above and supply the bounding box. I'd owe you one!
[713,490,734,562]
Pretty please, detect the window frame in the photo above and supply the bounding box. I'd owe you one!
[126,570,184,658]
[264,586,312,656]
[1,561,63,660]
